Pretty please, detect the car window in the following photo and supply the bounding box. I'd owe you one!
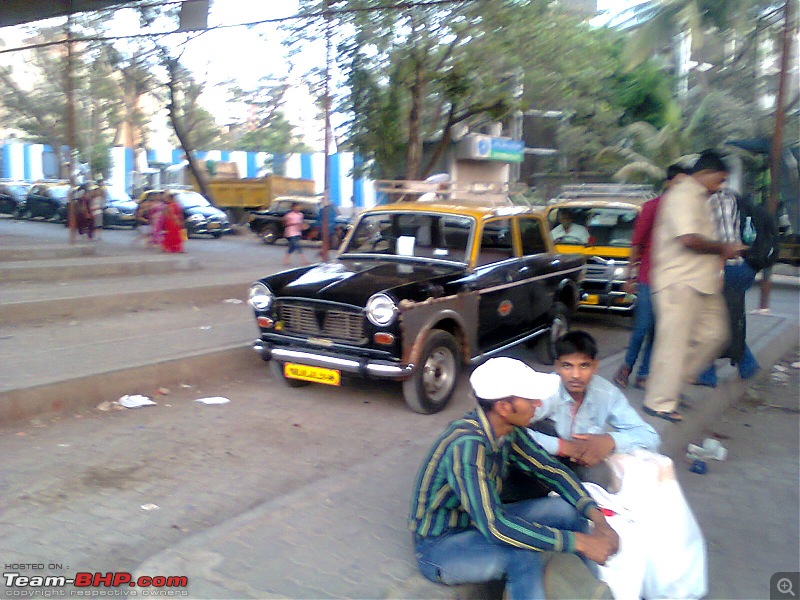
[519,216,548,255]
[342,212,473,263]
[549,206,638,247]
[477,218,514,266]
[175,192,210,208]
[49,186,71,199]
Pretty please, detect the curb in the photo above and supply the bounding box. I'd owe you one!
[0,344,260,425]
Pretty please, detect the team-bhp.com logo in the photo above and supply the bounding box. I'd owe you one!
[3,571,188,596]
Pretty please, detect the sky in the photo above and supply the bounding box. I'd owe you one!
[0,0,642,150]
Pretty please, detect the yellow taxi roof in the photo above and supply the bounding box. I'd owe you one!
[362,200,540,221]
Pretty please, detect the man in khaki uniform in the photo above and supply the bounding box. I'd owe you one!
[644,150,747,422]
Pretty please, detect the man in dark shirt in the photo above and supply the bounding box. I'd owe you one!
[409,357,619,599]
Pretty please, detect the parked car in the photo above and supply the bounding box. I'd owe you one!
[546,185,656,314]
[24,181,72,222]
[138,189,231,238]
[0,181,31,217]
[248,197,351,249]
[248,182,585,414]
[102,188,138,228]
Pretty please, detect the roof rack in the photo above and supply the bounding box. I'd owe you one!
[375,180,520,206]
[555,184,656,200]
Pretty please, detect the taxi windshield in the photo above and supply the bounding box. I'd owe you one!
[549,206,638,247]
[341,212,474,263]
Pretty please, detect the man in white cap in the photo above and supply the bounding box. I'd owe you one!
[409,357,619,600]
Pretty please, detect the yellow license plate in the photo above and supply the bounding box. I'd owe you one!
[581,294,600,305]
[207,222,220,229]
[284,363,341,386]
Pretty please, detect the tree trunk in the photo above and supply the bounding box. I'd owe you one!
[165,59,215,204]
[405,61,425,180]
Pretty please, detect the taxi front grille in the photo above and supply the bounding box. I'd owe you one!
[584,265,609,279]
[277,301,367,344]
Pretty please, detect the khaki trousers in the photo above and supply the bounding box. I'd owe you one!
[644,283,729,413]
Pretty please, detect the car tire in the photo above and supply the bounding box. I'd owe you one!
[270,360,311,388]
[402,330,459,414]
[212,231,223,239]
[262,224,280,245]
[537,302,570,365]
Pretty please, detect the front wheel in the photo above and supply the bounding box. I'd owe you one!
[262,224,280,245]
[402,330,459,414]
[537,302,570,365]
[270,360,310,388]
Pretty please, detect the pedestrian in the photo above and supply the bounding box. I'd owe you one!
[150,192,166,248]
[282,202,308,266]
[614,164,688,390]
[161,193,185,253]
[73,184,95,240]
[409,357,619,600]
[693,190,779,386]
[643,149,747,423]
[133,193,154,247]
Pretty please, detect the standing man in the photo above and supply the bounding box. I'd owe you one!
[614,164,688,389]
[643,149,746,422]
[409,357,618,600]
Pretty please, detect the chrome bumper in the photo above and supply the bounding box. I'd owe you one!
[253,340,415,380]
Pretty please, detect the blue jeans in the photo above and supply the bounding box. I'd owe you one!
[624,283,655,378]
[697,262,760,385]
[414,497,592,600]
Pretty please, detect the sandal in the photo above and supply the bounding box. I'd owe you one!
[613,365,631,388]
[643,405,684,423]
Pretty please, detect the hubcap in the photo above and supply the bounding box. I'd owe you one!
[421,347,455,402]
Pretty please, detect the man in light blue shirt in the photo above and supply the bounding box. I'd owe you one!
[529,331,659,483]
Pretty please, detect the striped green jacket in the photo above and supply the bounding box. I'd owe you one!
[409,407,598,553]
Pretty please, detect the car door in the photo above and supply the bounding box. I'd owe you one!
[27,185,45,218]
[474,217,528,352]
[517,214,562,328]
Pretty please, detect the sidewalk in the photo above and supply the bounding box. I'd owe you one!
[135,308,800,599]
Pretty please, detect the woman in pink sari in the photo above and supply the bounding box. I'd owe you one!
[161,193,185,253]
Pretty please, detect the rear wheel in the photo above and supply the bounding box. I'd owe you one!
[270,360,311,388]
[537,302,570,365]
[402,330,459,414]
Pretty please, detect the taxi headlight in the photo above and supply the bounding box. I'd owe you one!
[612,266,627,280]
[187,214,204,222]
[366,293,397,327]
[248,283,274,311]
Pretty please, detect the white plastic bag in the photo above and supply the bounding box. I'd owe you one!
[583,482,648,600]
[585,452,707,600]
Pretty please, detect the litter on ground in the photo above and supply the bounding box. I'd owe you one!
[118,394,156,408]
[195,396,231,405]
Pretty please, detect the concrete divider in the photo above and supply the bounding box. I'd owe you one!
[0,344,262,425]
[0,243,97,261]
[2,281,255,323]
[0,254,201,281]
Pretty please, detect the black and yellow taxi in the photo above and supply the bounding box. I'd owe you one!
[248,180,585,414]
[546,184,656,314]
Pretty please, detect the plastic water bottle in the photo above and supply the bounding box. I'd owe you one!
[742,216,756,245]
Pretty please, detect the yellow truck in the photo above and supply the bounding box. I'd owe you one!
[161,161,317,223]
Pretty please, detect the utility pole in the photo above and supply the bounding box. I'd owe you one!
[761,0,796,309]
[66,6,77,244]
[320,0,333,262]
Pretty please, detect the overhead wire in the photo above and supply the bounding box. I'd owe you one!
[0,0,484,55]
